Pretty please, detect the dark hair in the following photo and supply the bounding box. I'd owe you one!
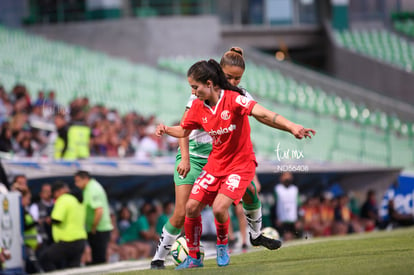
[220,46,245,70]
[187,59,244,95]
[74,170,90,179]
[52,180,68,194]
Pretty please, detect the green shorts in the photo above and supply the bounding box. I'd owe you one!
[174,152,208,186]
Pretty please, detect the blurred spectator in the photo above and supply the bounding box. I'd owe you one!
[64,107,91,160]
[388,199,414,227]
[134,125,162,160]
[0,86,12,124]
[33,91,46,107]
[74,170,113,265]
[360,189,379,231]
[10,174,28,192]
[301,195,324,237]
[274,172,302,241]
[29,183,54,249]
[21,188,41,274]
[332,194,363,235]
[118,205,133,235]
[0,83,180,159]
[11,84,31,113]
[53,113,69,159]
[0,122,12,153]
[156,201,174,235]
[118,202,159,260]
[319,192,335,236]
[39,181,86,272]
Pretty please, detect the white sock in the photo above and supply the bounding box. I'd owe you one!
[152,226,180,261]
[244,207,262,240]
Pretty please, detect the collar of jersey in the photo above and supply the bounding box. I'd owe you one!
[203,89,224,115]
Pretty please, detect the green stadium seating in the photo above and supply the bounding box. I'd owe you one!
[394,19,414,38]
[335,28,414,71]
[0,25,189,125]
[157,56,414,169]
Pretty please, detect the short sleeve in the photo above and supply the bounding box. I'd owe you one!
[88,182,105,210]
[181,102,202,130]
[233,94,257,116]
[89,191,105,209]
[137,216,150,232]
[186,95,197,109]
[240,87,254,101]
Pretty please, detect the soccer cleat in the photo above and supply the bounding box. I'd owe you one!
[250,233,282,250]
[216,244,230,267]
[150,260,165,269]
[175,256,203,270]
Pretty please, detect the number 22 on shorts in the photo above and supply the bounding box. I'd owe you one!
[195,170,215,189]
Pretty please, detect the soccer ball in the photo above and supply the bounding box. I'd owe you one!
[170,237,205,266]
[261,227,280,240]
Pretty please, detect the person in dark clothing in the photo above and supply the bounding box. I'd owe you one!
[39,181,86,272]
[360,189,380,231]
[388,199,414,227]
[0,122,12,153]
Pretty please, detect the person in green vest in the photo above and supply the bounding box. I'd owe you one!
[39,181,87,272]
[53,108,91,160]
[74,170,113,264]
[21,188,41,274]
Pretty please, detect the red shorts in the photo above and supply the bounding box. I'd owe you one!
[189,162,255,206]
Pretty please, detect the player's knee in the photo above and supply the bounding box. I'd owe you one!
[212,203,227,219]
[242,192,253,204]
[185,199,201,217]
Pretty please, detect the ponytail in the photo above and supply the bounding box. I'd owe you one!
[187,59,244,95]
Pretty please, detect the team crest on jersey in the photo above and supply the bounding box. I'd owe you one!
[226,174,241,192]
[221,110,231,120]
[235,95,251,108]
[202,117,208,123]
[192,184,201,194]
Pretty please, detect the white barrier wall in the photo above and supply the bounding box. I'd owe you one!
[1,192,24,271]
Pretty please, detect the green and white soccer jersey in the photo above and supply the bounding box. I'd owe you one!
[174,95,212,186]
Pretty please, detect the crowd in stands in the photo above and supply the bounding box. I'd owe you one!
[5,173,174,273]
[270,172,414,241]
[0,83,178,160]
[2,170,414,273]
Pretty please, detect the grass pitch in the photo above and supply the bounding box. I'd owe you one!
[116,227,414,275]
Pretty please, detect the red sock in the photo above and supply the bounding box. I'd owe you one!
[184,216,202,259]
[215,218,230,245]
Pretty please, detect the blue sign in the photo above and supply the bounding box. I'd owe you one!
[380,175,414,221]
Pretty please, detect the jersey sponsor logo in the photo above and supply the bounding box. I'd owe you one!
[221,110,231,120]
[226,174,241,192]
[202,117,208,123]
[235,95,252,108]
[191,184,201,194]
[208,124,236,136]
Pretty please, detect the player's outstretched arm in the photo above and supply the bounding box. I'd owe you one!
[155,124,192,138]
[251,103,316,139]
[177,109,191,178]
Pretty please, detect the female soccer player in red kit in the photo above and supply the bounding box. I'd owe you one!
[156,59,315,269]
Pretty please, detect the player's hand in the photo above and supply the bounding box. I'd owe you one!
[291,124,316,139]
[155,124,168,137]
[177,159,191,178]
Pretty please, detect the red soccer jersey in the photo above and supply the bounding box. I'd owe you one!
[181,90,257,176]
